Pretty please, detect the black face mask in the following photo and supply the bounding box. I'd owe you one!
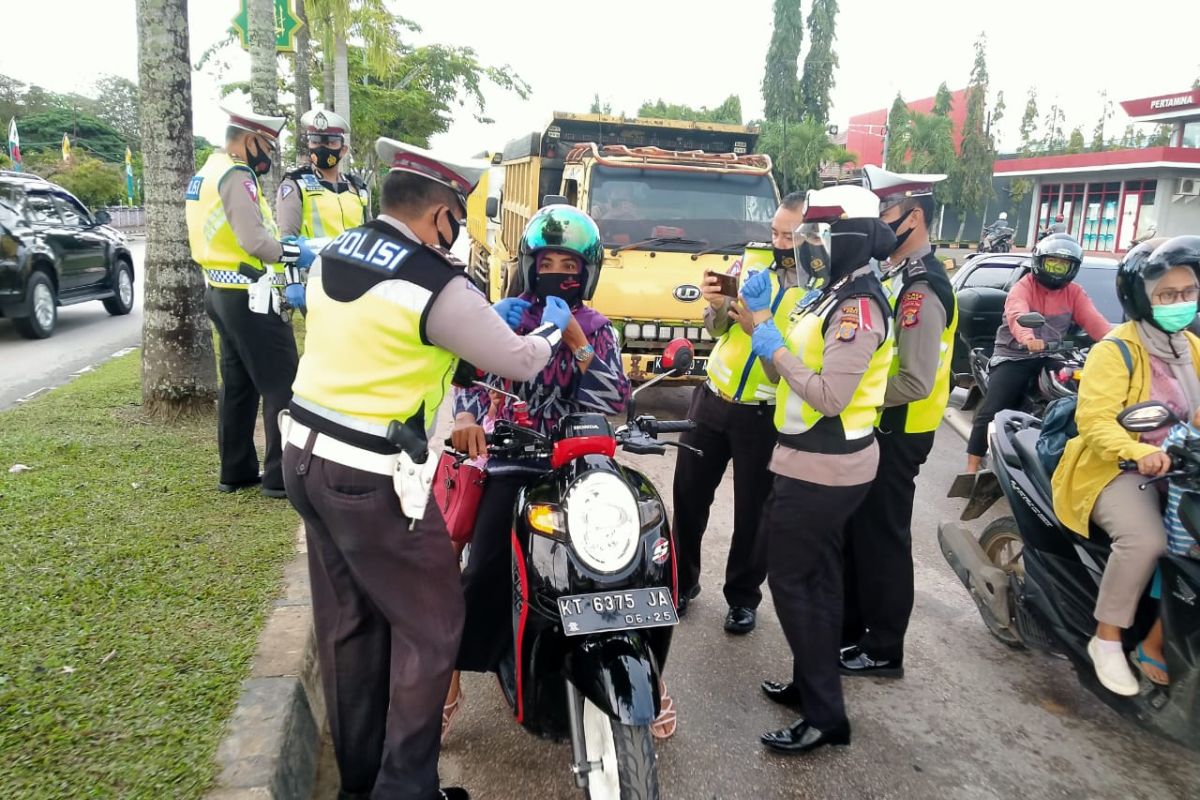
[437,209,461,250]
[829,219,898,280]
[310,146,342,170]
[774,247,797,271]
[245,137,272,176]
[886,208,916,252]
[534,272,584,307]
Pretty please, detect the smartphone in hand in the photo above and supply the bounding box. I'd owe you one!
[705,270,739,298]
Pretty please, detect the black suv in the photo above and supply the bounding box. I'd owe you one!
[0,171,135,339]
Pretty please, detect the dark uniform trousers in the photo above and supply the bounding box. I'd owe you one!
[205,287,298,491]
[765,474,871,729]
[671,385,777,609]
[842,427,936,660]
[283,444,465,800]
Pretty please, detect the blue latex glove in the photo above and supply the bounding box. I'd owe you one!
[283,236,317,270]
[750,319,785,360]
[284,283,306,314]
[740,269,773,312]
[492,297,532,330]
[541,296,573,333]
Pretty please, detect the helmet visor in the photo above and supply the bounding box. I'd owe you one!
[1040,256,1075,277]
[793,222,832,288]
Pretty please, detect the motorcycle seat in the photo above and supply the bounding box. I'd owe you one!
[1013,427,1055,503]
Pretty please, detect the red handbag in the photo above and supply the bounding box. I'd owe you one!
[433,451,487,544]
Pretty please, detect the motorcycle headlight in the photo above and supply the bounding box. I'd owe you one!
[565,472,641,573]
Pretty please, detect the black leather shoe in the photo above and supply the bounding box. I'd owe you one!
[760,679,804,710]
[438,789,470,800]
[839,645,904,678]
[724,606,757,634]
[761,718,851,754]
[261,486,288,499]
[217,475,262,493]
[676,585,701,618]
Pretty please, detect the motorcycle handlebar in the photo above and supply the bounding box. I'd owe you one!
[650,420,695,435]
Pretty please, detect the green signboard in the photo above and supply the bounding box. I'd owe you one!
[231,0,304,53]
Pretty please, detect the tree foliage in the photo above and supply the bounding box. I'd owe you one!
[885,92,909,170]
[948,34,995,221]
[39,156,124,209]
[757,118,847,193]
[797,0,838,123]
[590,93,613,115]
[1066,127,1085,154]
[1091,90,1113,150]
[933,82,953,117]
[17,108,127,163]
[762,0,802,122]
[637,96,742,124]
[92,75,141,149]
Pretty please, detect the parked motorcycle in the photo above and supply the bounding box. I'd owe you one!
[939,402,1200,749]
[978,225,1015,253]
[448,339,698,799]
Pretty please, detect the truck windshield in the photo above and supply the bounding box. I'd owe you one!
[589,166,775,251]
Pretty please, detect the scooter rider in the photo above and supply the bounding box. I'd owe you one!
[840,166,958,678]
[670,192,806,632]
[275,108,370,239]
[746,185,896,754]
[281,138,573,800]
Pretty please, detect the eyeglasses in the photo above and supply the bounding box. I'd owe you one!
[1040,256,1074,275]
[1153,286,1200,305]
[306,134,344,148]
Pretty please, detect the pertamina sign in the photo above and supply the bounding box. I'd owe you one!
[1121,89,1200,119]
[1150,95,1196,110]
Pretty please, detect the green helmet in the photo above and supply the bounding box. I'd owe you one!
[518,204,604,299]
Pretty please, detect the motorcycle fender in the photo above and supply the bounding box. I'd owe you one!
[563,633,660,727]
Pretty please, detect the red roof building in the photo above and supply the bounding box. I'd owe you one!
[846,88,970,168]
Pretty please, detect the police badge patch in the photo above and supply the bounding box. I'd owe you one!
[835,303,861,341]
[899,291,924,328]
[279,182,294,199]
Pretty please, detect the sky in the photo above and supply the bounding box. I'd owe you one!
[2,0,1199,160]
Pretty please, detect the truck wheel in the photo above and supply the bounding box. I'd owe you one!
[13,271,57,339]
[582,697,660,800]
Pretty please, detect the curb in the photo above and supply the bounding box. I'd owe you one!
[206,526,326,800]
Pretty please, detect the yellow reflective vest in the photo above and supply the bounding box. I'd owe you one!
[289,168,368,239]
[185,152,279,289]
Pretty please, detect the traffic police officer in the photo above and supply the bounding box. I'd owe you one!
[281,138,572,800]
[746,185,896,755]
[185,103,314,498]
[671,192,805,633]
[839,166,959,678]
[275,108,370,239]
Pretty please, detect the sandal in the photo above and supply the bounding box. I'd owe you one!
[650,692,677,740]
[1132,643,1169,687]
[442,687,464,743]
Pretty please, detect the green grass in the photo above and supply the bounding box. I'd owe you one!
[0,352,299,799]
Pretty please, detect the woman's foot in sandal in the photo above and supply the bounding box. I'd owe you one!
[442,673,464,743]
[1134,642,1169,686]
[651,692,677,739]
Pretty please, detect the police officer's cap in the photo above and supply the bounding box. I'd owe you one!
[862,164,946,210]
[803,185,881,223]
[375,137,486,209]
[220,101,286,146]
[301,108,351,136]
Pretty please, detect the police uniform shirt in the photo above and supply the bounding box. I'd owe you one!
[218,156,284,263]
[768,265,889,487]
[883,245,948,408]
[275,167,369,238]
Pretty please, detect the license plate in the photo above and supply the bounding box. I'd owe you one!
[651,356,707,376]
[557,587,678,636]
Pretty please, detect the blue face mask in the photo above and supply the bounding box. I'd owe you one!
[1151,301,1198,333]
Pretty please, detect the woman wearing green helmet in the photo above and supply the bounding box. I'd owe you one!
[443,206,684,740]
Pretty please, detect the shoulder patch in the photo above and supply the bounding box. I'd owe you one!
[242,179,258,202]
[300,173,324,192]
[835,309,860,342]
[729,257,743,277]
[278,181,295,200]
[185,176,203,201]
[899,290,924,328]
[423,243,466,268]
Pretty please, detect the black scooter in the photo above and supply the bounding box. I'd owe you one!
[451,340,699,799]
[939,402,1200,749]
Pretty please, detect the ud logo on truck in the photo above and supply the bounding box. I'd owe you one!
[674,284,701,302]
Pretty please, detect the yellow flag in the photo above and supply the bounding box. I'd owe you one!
[61,133,70,162]
[125,146,132,167]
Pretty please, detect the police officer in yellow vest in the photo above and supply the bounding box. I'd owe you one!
[275,108,370,239]
[746,185,896,755]
[281,138,572,800]
[185,103,316,498]
[839,166,959,679]
[670,192,805,633]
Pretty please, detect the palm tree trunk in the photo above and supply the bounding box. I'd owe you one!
[333,33,350,117]
[135,0,217,418]
[293,0,313,143]
[322,51,335,107]
[248,0,280,194]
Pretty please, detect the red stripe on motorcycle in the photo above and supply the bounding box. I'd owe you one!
[512,527,529,724]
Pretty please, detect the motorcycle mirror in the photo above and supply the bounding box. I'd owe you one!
[662,338,694,377]
[1117,401,1180,433]
[1016,312,1047,329]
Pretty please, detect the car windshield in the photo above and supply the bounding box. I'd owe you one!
[589,166,775,251]
[1070,262,1123,323]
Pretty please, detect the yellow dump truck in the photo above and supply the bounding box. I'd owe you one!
[468,112,779,382]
